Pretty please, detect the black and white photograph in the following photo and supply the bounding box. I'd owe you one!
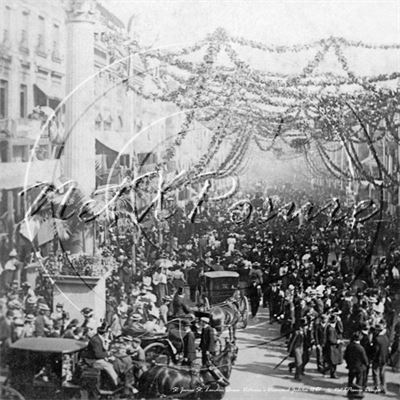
[0,0,400,399]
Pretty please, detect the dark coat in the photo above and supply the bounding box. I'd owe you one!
[326,324,342,365]
[200,325,216,353]
[288,329,304,357]
[85,334,108,359]
[371,333,390,366]
[360,332,372,361]
[172,295,191,317]
[344,341,369,372]
[183,330,196,362]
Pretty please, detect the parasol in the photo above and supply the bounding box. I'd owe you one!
[155,258,173,269]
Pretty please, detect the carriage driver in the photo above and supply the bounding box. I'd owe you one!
[83,323,119,388]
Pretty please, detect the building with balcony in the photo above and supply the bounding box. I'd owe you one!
[0,0,142,261]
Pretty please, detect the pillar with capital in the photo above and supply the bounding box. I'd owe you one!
[62,0,96,254]
[63,0,96,196]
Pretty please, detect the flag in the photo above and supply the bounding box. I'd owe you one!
[19,218,41,242]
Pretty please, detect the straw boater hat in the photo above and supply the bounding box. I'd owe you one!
[13,318,24,327]
[9,249,17,257]
[27,296,37,305]
[131,313,142,321]
[8,300,22,310]
[39,303,50,311]
[25,314,35,322]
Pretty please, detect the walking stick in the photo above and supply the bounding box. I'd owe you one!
[273,354,289,370]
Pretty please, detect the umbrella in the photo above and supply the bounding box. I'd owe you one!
[155,258,173,269]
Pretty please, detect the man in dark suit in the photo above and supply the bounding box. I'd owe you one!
[325,315,342,378]
[359,323,372,390]
[371,323,390,394]
[172,287,192,318]
[84,324,119,387]
[199,317,216,365]
[344,332,369,398]
[288,322,304,381]
[182,319,196,367]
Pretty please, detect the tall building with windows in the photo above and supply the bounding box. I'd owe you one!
[0,0,140,259]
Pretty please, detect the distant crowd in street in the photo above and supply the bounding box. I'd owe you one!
[0,182,399,395]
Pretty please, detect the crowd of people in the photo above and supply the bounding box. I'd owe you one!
[0,182,399,395]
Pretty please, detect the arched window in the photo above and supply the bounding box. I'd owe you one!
[95,113,102,130]
[104,114,113,131]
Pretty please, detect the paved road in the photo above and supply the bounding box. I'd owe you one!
[225,309,400,400]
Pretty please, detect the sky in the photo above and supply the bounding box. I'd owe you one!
[103,0,400,49]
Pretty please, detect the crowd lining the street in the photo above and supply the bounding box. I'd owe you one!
[0,183,400,395]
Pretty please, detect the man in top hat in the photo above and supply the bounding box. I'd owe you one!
[199,317,217,366]
[81,307,96,334]
[172,286,192,318]
[371,323,390,394]
[344,332,369,398]
[84,323,119,388]
[325,314,343,378]
[51,303,68,335]
[35,303,51,337]
[288,318,305,381]
[25,295,37,315]
[182,319,196,367]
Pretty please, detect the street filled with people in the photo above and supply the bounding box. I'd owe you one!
[0,183,400,398]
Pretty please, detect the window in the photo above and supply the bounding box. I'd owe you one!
[3,6,11,45]
[37,15,46,54]
[118,116,123,130]
[20,84,27,118]
[95,113,102,130]
[52,23,60,61]
[0,80,8,119]
[104,115,112,131]
[20,11,29,51]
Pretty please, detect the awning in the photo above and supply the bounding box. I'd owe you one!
[33,84,61,110]
[0,160,60,190]
[95,130,131,155]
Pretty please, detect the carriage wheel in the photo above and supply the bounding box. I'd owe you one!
[0,385,25,400]
[144,343,171,365]
[239,296,249,329]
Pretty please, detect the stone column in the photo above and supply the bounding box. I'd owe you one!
[63,0,96,197]
[62,0,96,254]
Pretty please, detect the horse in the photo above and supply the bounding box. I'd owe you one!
[209,296,242,342]
[137,339,238,399]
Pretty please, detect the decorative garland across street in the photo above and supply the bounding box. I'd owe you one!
[100,27,400,189]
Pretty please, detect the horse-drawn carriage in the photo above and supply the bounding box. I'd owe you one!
[197,271,249,330]
[0,334,181,400]
[1,338,97,400]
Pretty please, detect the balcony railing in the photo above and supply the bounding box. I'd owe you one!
[0,118,49,139]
